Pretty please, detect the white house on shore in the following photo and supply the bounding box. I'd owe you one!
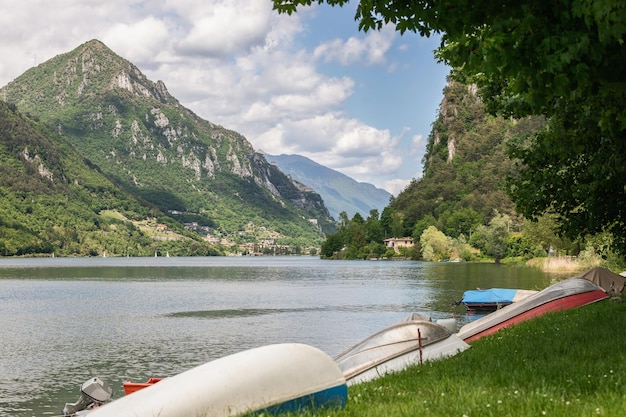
[384,237,414,253]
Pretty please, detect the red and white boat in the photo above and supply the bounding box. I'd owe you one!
[456,277,608,343]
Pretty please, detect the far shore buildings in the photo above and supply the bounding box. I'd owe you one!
[384,237,414,253]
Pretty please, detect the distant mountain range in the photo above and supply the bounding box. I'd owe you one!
[263,153,392,220]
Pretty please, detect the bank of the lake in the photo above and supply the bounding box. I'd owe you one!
[299,299,625,417]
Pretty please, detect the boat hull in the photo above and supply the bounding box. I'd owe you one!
[87,343,347,417]
[457,278,607,343]
[334,319,469,385]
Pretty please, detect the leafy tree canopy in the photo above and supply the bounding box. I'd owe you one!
[273,0,626,254]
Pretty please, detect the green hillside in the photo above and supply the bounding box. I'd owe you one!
[320,80,557,261]
[0,100,221,256]
[390,80,540,233]
[0,40,333,250]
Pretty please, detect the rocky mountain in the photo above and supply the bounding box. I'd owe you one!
[0,100,220,256]
[0,39,334,246]
[264,153,391,220]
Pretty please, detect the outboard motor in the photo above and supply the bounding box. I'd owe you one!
[63,377,112,416]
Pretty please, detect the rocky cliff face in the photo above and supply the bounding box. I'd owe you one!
[1,40,333,242]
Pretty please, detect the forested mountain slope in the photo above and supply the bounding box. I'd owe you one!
[389,80,543,237]
[0,40,333,246]
[0,100,217,256]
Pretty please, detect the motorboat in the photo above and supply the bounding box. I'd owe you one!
[75,343,346,417]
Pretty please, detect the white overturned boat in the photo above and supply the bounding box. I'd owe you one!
[79,343,347,417]
[334,314,469,385]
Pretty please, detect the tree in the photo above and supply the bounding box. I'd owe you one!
[272,0,626,255]
[412,214,438,244]
[440,207,483,238]
[485,211,511,263]
[365,209,384,243]
[320,232,343,258]
[419,226,452,261]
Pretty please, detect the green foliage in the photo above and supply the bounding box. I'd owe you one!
[0,100,220,256]
[485,211,512,263]
[411,214,437,244]
[390,81,522,234]
[273,0,626,255]
[320,211,393,259]
[419,226,452,262]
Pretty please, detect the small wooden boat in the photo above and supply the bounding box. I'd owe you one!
[86,343,347,417]
[460,288,538,312]
[334,315,469,385]
[457,278,608,343]
[122,378,163,395]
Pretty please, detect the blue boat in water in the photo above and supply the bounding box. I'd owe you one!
[460,288,537,312]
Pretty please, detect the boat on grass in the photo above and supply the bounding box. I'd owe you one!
[457,277,608,343]
[334,314,469,385]
[67,343,347,417]
[459,288,538,312]
[573,266,626,296]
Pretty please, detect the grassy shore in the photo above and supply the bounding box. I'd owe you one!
[293,299,626,417]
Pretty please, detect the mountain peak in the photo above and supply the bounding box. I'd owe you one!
[1,40,335,247]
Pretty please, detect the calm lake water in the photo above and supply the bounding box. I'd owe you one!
[0,256,557,417]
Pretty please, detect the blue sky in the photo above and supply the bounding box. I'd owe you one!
[0,0,450,195]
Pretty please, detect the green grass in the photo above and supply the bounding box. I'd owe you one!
[291,299,626,417]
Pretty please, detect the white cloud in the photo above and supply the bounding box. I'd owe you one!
[102,17,171,64]
[0,0,448,194]
[172,1,273,57]
[384,178,413,197]
[411,133,426,155]
[313,26,395,66]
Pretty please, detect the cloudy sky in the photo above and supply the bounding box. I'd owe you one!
[0,0,449,195]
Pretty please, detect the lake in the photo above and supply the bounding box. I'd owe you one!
[0,256,557,417]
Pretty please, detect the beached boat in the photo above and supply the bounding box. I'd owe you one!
[457,277,608,343]
[77,343,347,417]
[460,288,538,312]
[573,266,626,295]
[334,315,469,385]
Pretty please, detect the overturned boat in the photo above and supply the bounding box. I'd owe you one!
[334,314,469,385]
[573,266,626,296]
[457,277,608,343]
[67,343,347,417]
